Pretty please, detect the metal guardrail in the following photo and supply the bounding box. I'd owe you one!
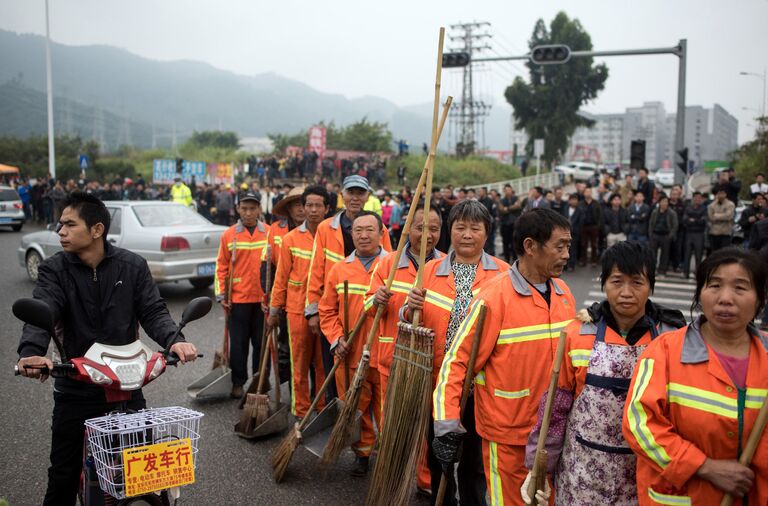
[466,172,561,195]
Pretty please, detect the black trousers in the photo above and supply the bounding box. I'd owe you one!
[45,390,145,506]
[229,302,265,386]
[428,395,487,506]
[501,223,515,262]
[683,232,705,277]
[709,234,731,253]
[278,315,292,384]
[318,327,338,400]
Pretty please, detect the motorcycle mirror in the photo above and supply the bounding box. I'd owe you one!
[12,298,55,335]
[180,297,212,326]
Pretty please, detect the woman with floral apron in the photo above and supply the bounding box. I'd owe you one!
[522,241,685,505]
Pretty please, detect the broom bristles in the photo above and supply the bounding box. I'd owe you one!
[271,424,302,482]
[254,393,270,427]
[320,361,368,467]
[212,349,224,370]
[366,324,434,506]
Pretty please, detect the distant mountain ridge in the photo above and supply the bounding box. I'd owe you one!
[0,29,511,151]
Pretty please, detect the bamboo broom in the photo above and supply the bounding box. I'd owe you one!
[720,394,768,506]
[525,328,568,506]
[319,90,451,469]
[366,27,447,506]
[271,97,451,482]
[435,304,488,506]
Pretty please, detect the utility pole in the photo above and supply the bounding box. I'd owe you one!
[44,0,56,179]
[449,21,492,157]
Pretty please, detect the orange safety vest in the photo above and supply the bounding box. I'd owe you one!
[623,319,768,506]
[415,252,510,385]
[433,262,575,445]
[270,222,314,316]
[305,210,392,317]
[364,246,445,378]
[319,250,387,370]
[214,220,268,304]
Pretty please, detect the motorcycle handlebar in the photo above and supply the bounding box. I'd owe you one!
[14,363,75,378]
[163,352,204,367]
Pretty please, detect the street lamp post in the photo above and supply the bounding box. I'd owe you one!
[45,0,56,180]
[740,70,767,118]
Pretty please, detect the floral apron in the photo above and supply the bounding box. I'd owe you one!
[555,318,658,506]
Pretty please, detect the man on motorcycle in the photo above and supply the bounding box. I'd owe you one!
[16,191,198,506]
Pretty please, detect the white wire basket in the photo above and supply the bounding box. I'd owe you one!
[84,406,203,499]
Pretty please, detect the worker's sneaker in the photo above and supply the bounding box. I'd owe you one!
[349,456,369,477]
[230,385,244,399]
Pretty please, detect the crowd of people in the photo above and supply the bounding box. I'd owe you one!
[13,162,768,505]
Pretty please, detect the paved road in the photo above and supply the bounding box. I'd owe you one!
[0,224,692,505]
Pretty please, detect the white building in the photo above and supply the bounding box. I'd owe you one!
[509,102,738,169]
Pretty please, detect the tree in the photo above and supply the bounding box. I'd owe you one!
[269,118,394,154]
[733,116,768,197]
[505,12,609,164]
[187,130,240,150]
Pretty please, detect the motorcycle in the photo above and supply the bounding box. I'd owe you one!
[14,296,212,506]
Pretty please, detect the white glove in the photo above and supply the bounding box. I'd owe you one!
[520,471,552,505]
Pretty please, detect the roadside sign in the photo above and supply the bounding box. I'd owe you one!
[122,438,195,497]
[79,155,89,173]
[153,159,206,184]
[534,139,545,157]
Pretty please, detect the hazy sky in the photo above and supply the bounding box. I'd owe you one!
[2,0,767,144]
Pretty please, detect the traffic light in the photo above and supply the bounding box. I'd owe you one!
[530,44,571,65]
[630,140,646,170]
[676,148,689,174]
[442,52,471,68]
[176,157,184,174]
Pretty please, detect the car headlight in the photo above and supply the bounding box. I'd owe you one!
[83,364,113,385]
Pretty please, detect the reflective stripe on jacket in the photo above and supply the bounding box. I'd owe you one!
[319,250,387,370]
[365,248,445,377]
[433,261,575,445]
[214,220,268,304]
[270,222,314,315]
[305,210,392,317]
[622,318,768,505]
[269,219,290,265]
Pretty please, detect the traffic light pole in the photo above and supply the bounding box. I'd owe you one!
[473,40,688,184]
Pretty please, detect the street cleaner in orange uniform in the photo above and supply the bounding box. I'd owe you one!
[623,248,768,505]
[214,190,269,399]
[269,186,306,383]
[523,241,685,505]
[267,186,330,421]
[306,175,392,399]
[431,208,575,506]
[319,211,388,477]
[367,201,444,496]
[405,199,510,506]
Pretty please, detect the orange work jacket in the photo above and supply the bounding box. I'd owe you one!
[268,218,291,266]
[433,261,575,445]
[270,222,314,316]
[214,220,268,304]
[319,249,387,370]
[622,319,768,506]
[305,210,392,317]
[365,246,445,378]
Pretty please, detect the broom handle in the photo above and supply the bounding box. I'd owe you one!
[720,395,768,506]
[527,328,568,504]
[270,326,281,404]
[259,245,273,370]
[297,310,369,432]
[344,281,350,390]
[224,236,237,362]
[436,304,487,506]
[413,27,445,327]
[255,325,272,394]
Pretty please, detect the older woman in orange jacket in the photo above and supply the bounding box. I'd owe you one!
[623,248,768,505]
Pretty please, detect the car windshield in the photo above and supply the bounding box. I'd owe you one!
[132,205,210,227]
[0,189,19,201]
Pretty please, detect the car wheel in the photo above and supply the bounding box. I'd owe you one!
[190,276,214,289]
[12,224,22,232]
[26,250,42,282]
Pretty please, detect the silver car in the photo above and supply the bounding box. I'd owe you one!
[18,201,227,289]
[0,185,26,231]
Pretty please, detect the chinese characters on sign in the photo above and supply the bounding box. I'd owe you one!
[208,163,234,185]
[152,160,206,184]
[122,438,195,497]
[308,126,326,162]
